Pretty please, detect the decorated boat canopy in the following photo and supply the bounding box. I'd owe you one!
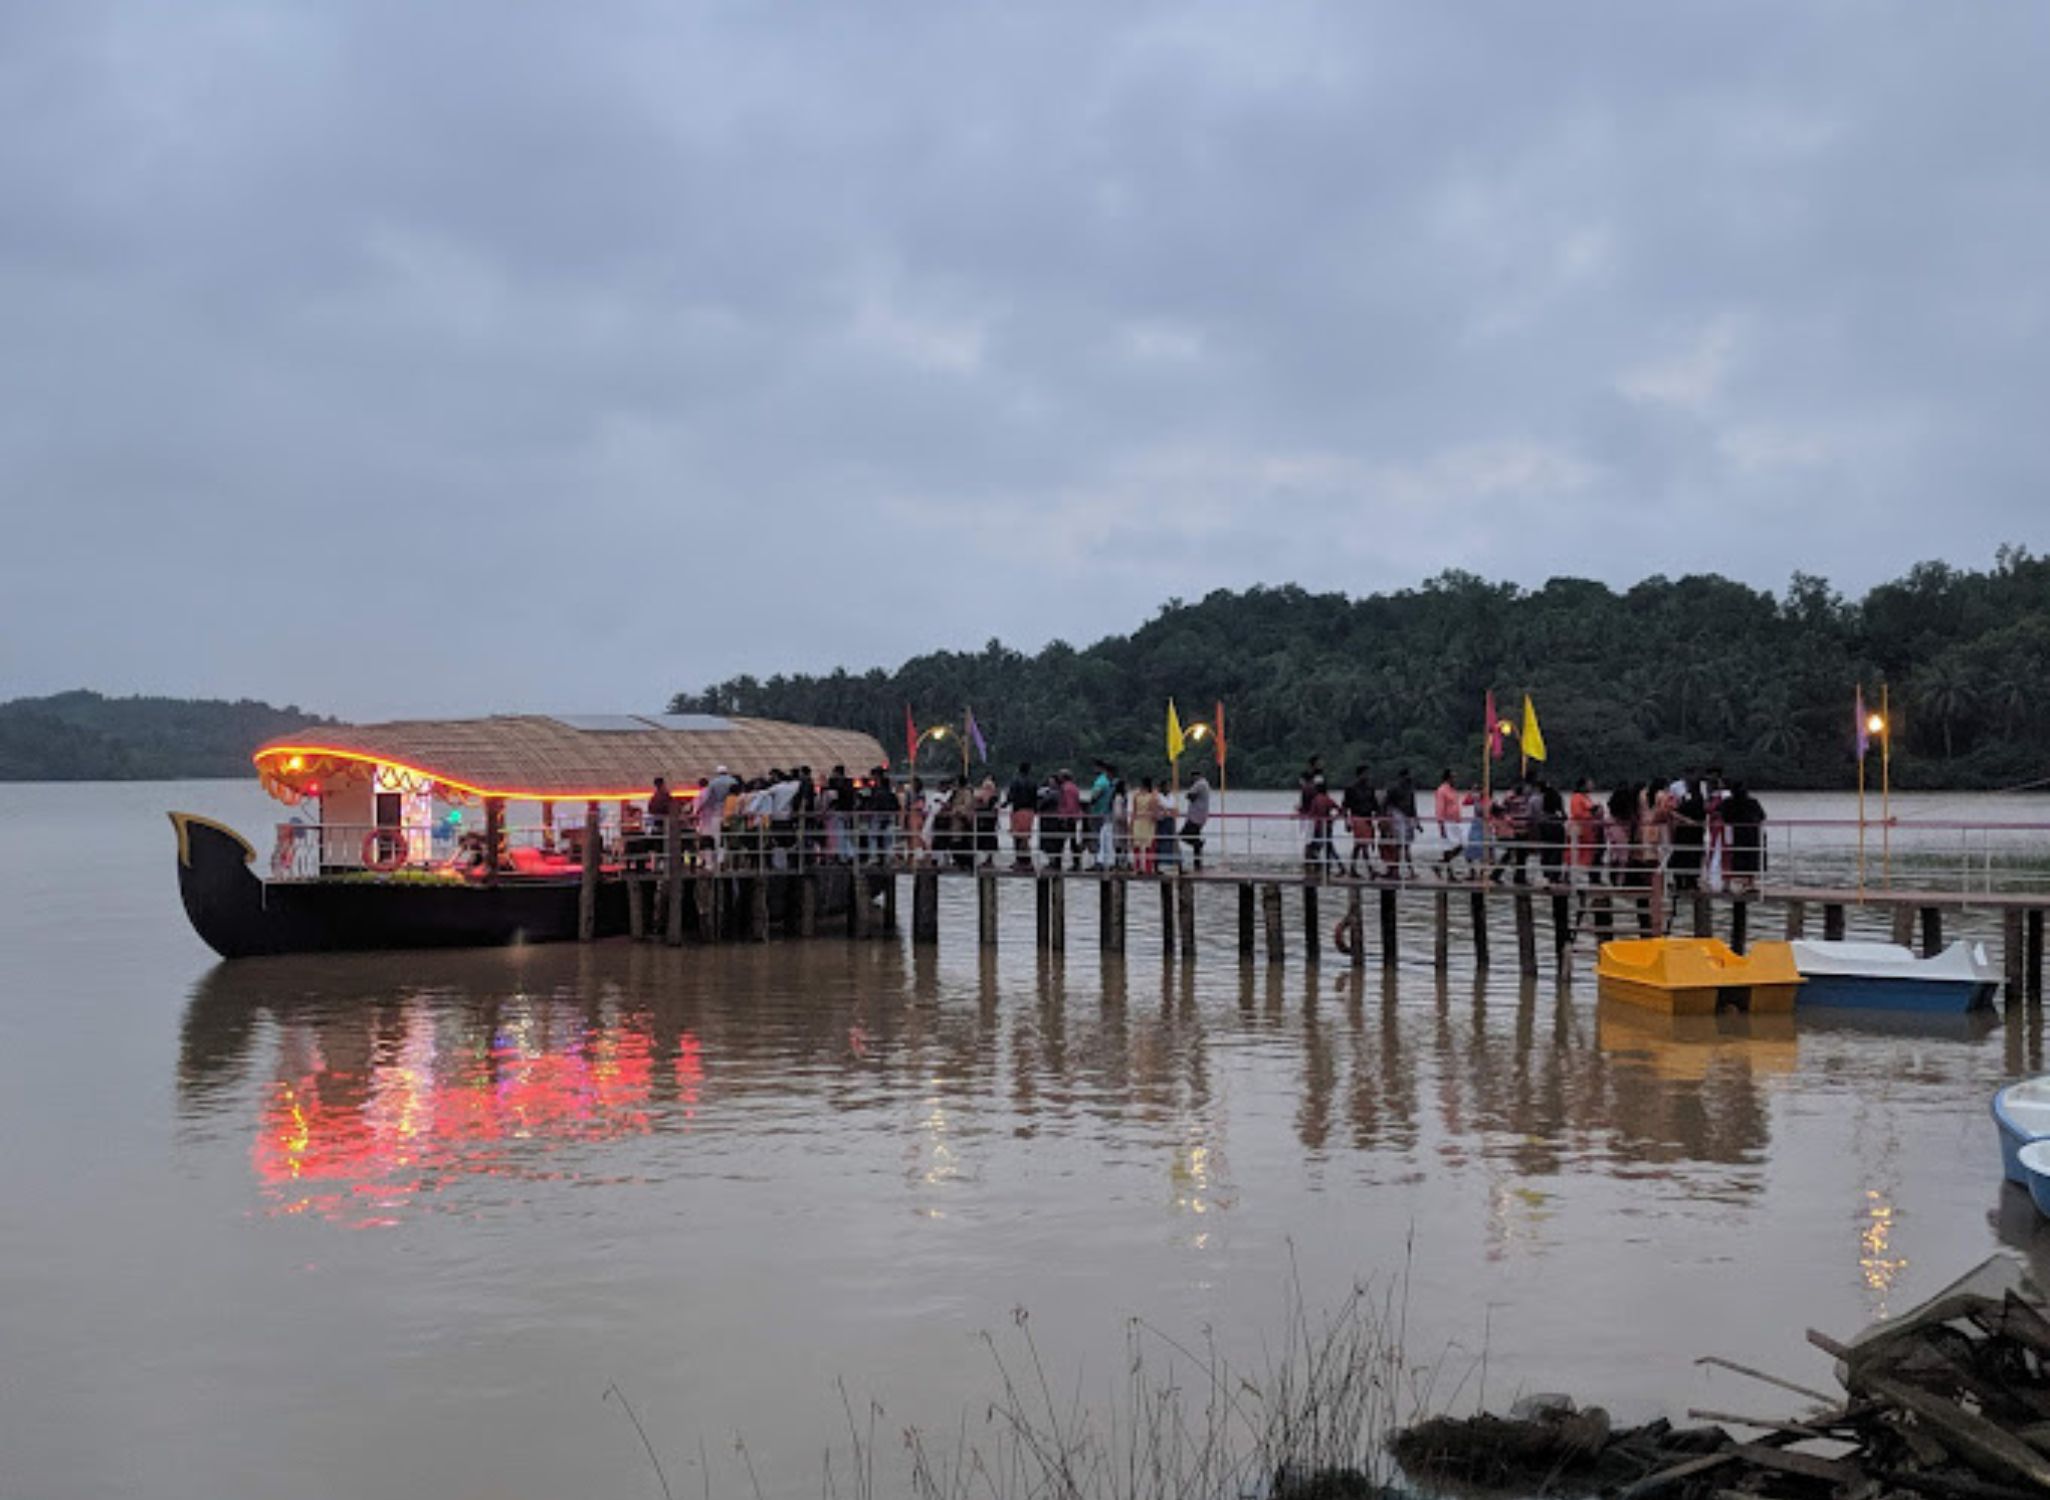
[255,713,889,805]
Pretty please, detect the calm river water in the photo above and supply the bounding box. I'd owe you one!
[4,780,2050,1499]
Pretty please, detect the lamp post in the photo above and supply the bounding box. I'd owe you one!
[1868,699,1891,887]
[914,725,952,776]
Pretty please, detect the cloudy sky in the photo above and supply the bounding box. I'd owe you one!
[3,2,2046,719]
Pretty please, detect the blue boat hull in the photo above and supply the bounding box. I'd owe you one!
[2002,1113,2033,1185]
[1801,973,1995,1013]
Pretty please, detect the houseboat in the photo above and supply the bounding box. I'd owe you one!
[170,712,887,959]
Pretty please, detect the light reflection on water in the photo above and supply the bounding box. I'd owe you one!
[8,780,2050,1500]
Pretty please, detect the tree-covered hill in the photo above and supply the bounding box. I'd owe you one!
[671,548,2050,791]
[0,691,329,781]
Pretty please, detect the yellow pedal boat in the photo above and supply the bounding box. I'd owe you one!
[1596,938,1801,1016]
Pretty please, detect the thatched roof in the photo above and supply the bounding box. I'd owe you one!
[254,713,888,804]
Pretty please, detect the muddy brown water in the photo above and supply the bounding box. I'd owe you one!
[3,781,2048,1499]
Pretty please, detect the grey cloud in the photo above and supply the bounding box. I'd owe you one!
[2,2,2046,717]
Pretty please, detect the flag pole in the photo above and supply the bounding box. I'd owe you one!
[1881,682,1892,888]
[1856,687,1867,901]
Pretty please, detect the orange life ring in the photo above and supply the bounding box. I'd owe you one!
[362,827,409,873]
[1333,915,1357,957]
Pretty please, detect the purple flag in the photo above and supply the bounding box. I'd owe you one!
[1855,687,1869,759]
[965,708,988,762]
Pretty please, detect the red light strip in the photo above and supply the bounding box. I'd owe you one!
[254,745,694,803]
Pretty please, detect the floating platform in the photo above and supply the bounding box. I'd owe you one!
[1595,937,1801,1016]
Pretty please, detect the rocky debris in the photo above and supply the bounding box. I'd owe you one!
[1390,1255,2050,1500]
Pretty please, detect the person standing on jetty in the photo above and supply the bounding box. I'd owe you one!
[1004,761,1038,870]
[1434,770,1461,841]
[1089,761,1117,868]
[1387,769,1420,880]
[1721,782,1767,892]
[1343,766,1379,876]
[1182,769,1211,871]
[1056,770,1083,870]
[1131,777,1161,874]
[699,764,737,869]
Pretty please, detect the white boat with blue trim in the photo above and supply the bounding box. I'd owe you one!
[1791,939,1998,1013]
[1994,1077,2050,1185]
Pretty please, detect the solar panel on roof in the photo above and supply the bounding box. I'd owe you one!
[644,714,738,733]
[549,714,657,733]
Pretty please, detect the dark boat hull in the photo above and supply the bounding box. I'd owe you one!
[171,813,626,958]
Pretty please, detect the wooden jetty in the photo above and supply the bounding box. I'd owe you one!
[610,857,2050,1001]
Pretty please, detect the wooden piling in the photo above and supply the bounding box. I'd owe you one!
[1176,877,1195,960]
[1690,894,1713,938]
[1470,890,1490,969]
[749,875,769,942]
[1160,878,1178,956]
[578,803,599,942]
[1036,877,1052,948]
[912,870,939,944]
[1551,892,1571,954]
[1100,879,1116,953]
[1049,875,1066,953]
[1824,903,1846,941]
[694,873,717,942]
[626,878,645,940]
[1920,906,1943,958]
[1238,883,1256,958]
[663,815,683,946]
[1890,904,1915,949]
[798,871,818,938]
[1380,888,1399,971]
[1433,890,1450,971]
[1730,898,1749,954]
[978,873,998,948]
[882,874,896,933]
[1302,885,1320,966]
[1784,898,1806,940]
[1345,887,1365,970]
[1262,883,1284,963]
[1513,892,1538,978]
[850,869,870,940]
[2005,909,2026,999]
[1592,893,1613,945]
[2028,909,2044,1000]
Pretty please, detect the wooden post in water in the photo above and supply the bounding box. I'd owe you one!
[1036,877,1052,948]
[1100,879,1116,953]
[1513,892,1538,978]
[1551,893,1571,954]
[1380,888,1399,971]
[1176,877,1195,960]
[1690,894,1712,938]
[1302,885,1320,966]
[1889,904,1914,949]
[578,802,599,941]
[850,869,871,940]
[2005,909,2026,999]
[1784,898,1806,940]
[1823,903,1846,941]
[750,875,770,941]
[2028,909,2044,1000]
[664,816,684,946]
[1345,887,1365,970]
[798,871,818,938]
[1730,898,1749,954]
[1592,893,1613,945]
[626,878,645,940]
[1160,879,1178,956]
[694,874,717,942]
[1261,884,1284,963]
[1049,875,1066,953]
[882,873,896,933]
[977,873,997,948]
[1470,890,1490,969]
[913,870,939,945]
[1920,906,1943,958]
[1238,883,1256,958]
[1433,890,1450,971]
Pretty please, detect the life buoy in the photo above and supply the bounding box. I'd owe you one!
[362,827,409,873]
[1333,916,1357,957]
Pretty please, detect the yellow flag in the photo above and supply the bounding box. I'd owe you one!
[1166,698,1186,761]
[1521,694,1547,762]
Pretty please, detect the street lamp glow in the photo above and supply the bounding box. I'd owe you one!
[1187,723,1210,741]
[1866,713,1886,737]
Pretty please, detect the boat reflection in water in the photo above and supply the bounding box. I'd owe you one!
[170,940,1903,1232]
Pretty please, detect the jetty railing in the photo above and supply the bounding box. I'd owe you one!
[269,810,2050,897]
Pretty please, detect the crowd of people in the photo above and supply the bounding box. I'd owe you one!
[629,760,1765,892]
[639,760,1214,875]
[1293,760,1768,893]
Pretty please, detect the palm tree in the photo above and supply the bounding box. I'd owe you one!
[1910,664,1976,761]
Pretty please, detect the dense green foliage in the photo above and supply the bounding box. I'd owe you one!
[671,548,2050,790]
[0,690,328,780]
